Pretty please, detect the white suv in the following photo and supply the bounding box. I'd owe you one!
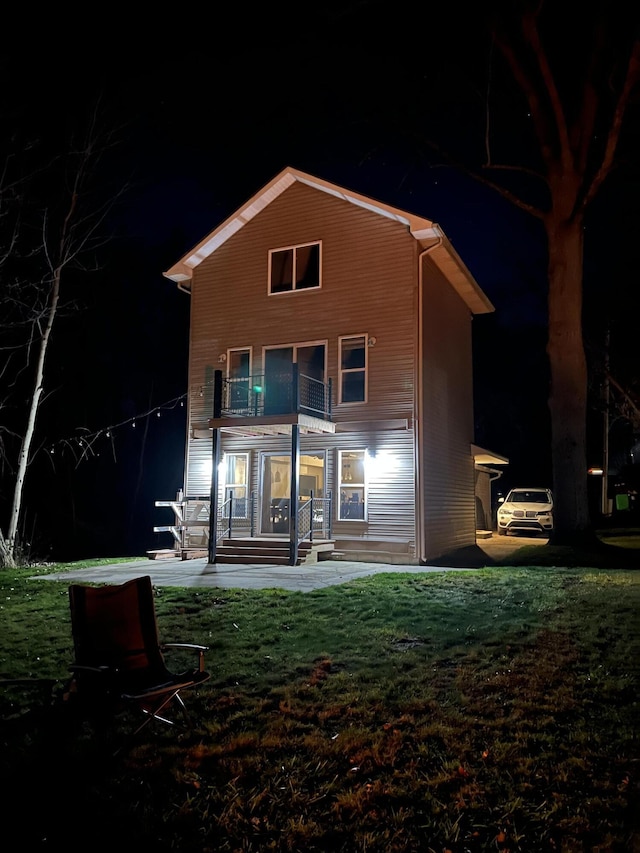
[496,488,553,537]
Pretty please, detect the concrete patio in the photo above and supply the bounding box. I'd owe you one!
[35,536,547,591]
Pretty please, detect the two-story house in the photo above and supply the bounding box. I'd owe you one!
[157,166,507,566]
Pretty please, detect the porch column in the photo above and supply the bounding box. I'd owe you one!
[289,424,300,565]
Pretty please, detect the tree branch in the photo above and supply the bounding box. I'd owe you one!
[425,139,547,219]
[491,14,557,172]
[583,38,640,209]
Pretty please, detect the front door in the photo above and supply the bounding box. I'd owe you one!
[260,452,325,534]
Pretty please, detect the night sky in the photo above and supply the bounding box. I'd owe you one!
[3,4,638,560]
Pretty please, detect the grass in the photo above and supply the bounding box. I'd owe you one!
[1,542,640,852]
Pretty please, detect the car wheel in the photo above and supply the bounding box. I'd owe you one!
[497,527,507,536]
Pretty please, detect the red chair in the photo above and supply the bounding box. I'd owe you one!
[67,575,210,737]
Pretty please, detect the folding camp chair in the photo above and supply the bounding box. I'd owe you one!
[67,575,210,738]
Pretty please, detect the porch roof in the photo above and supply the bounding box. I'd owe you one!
[207,412,336,437]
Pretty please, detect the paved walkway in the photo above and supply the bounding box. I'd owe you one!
[37,556,476,592]
[36,536,547,592]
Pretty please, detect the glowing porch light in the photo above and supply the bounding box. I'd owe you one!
[365,449,399,478]
[202,458,226,481]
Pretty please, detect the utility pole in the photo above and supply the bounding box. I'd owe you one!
[602,325,610,517]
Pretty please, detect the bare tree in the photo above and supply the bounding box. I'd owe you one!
[412,4,640,544]
[0,114,122,567]
[482,5,640,544]
[322,1,639,544]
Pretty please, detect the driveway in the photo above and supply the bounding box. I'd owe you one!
[478,533,549,562]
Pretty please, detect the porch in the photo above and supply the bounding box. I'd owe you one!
[151,492,335,565]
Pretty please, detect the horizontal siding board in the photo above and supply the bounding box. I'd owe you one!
[475,469,492,530]
[189,183,417,423]
[175,179,484,563]
[190,427,417,553]
[420,257,476,559]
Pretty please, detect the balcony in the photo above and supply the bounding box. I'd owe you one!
[207,367,335,437]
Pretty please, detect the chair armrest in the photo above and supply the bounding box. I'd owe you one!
[162,643,209,672]
[69,664,112,675]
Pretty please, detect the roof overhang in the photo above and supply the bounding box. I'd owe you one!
[472,444,510,467]
[164,166,494,315]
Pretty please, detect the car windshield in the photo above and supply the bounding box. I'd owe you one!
[509,490,550,503]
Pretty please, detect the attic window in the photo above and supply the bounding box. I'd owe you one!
[269,242,321,294]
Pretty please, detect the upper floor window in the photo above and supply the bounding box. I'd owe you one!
[269,242,321,294]
[339,334,367,404]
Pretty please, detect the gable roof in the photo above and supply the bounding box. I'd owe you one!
[164,166,494,315]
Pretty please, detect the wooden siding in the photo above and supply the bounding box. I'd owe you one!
[185,381,215,496]
[208,427,416,548]
[184,182,419,553]
[420,255,476,560]
[475,469,493,530]
[188,182,416,422]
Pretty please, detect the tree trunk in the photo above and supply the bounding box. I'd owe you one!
[545,213,593,545]
[2,266,61,567]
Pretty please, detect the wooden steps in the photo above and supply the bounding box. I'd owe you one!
[215,537,334,566]
[148,538,335,565]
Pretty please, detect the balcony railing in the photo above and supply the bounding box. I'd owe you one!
[221,367,332,420]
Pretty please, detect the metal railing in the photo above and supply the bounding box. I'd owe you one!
[216,490,257,542]
[297,491,332,546]
[298,497,313,545]
[222,369,332,420]
[217,489,332,547]
[216,496,232,543]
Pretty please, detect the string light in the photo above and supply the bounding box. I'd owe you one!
[47,376,219,467]
[46,390,190,465]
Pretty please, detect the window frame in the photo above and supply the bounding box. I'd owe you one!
[337,448,367,522]
[262,340,328,380]
[226,347,252,412]
[224,451,250,519]
[268,241,322,295]
[338,333,368,405]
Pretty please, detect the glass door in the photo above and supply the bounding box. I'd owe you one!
[260,453,325,534]
[227,348,251,413]
[263,343,326,415]
[264,348,294,415]
[262,454,291,533]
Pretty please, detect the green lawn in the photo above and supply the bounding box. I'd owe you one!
[1,553,639,852]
